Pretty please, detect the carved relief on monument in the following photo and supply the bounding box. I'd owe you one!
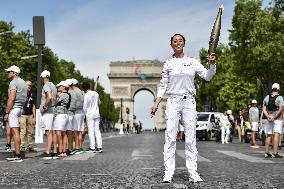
[112,86,129,96]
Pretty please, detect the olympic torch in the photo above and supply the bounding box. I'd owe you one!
[208,5,224,56]
[94,76,99,91]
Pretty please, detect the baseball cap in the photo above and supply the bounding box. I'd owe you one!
[251,99,257,104]
[5,65,20,74]
[65,79,73,86]
[71,78,78,85]
[227,110,232,115]
[40,70,50,78]
[56,81,69,87]
[272,83,280,90]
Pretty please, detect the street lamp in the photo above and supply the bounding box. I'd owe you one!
[20,54,43,60]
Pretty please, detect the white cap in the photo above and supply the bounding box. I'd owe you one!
[272,83,280,90]
[65,79,73,86]
[227,110,232,115]
[5,65,20,74]
[251,99,257,104]
[71,78,78,85]
[56,81,69,87]
[40,70,50,78]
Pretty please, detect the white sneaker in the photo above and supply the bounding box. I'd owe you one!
[189,173,203,183]
[162,174,173,183]
[6,157,23,162]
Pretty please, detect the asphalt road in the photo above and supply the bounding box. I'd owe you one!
[0,132,283,189]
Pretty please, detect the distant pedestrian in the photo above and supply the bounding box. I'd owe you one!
[249,99,259,148]
[54,81,70,157]
[4,65,27,162]
[177,121,184,142]
[65,79,77,155]
[281,104,284,149]
[235,110,245,143]
[220,111,230,144]
[72,79,85,154]
[82,82,103,153]
[19,80,36,152]
[263,83,283,158]
[39,70,57,160]
[227,110,234,142]
[150,33,216,183]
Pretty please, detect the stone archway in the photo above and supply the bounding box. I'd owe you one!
[107,60,166,131]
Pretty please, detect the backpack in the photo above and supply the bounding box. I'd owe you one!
[263,94,279,119]
[267,94,279,112]
[63,91,71,109]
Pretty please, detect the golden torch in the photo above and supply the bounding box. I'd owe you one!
[208,5,224,56]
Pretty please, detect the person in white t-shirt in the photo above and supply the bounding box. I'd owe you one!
[220,111,230,144]
[249,99,260,148]
[82,82,103,153]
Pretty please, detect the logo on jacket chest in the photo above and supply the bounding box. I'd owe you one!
[182,62,192,67]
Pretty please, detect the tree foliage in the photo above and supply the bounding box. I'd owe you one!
[0,20,119,123]
[196,0,284,112]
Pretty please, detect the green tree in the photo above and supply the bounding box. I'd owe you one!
[197,0,284,112]
[0,20,119,124]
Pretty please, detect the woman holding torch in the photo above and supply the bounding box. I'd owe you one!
[150,33,217,183]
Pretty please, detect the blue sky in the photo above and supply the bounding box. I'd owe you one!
[0,0,271,129]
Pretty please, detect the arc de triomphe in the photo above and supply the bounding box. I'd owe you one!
[107,60,166,130]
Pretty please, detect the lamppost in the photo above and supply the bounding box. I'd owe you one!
[32,16,45,143]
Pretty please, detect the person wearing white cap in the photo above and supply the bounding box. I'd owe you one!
[64,79,77,155]
[39,70,57,160]
[54,81,70,157]
[249,99,259,148]
[72,78,86,154]
[262,83,283,158]
[4,65,27,162]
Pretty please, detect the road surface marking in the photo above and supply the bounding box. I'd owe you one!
[63,152,96,161]
[217,150,274,163]
[176,150,211,162]
[132,149,153,160]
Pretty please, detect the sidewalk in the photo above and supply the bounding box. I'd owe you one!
[0,131,123,160]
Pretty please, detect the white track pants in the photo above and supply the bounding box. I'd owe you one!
[164,97,198,177]
[86,117,102,149]
[221,126,230,143]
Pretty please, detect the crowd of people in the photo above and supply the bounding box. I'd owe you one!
[218,83,283,158]
[3,65,103,162]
